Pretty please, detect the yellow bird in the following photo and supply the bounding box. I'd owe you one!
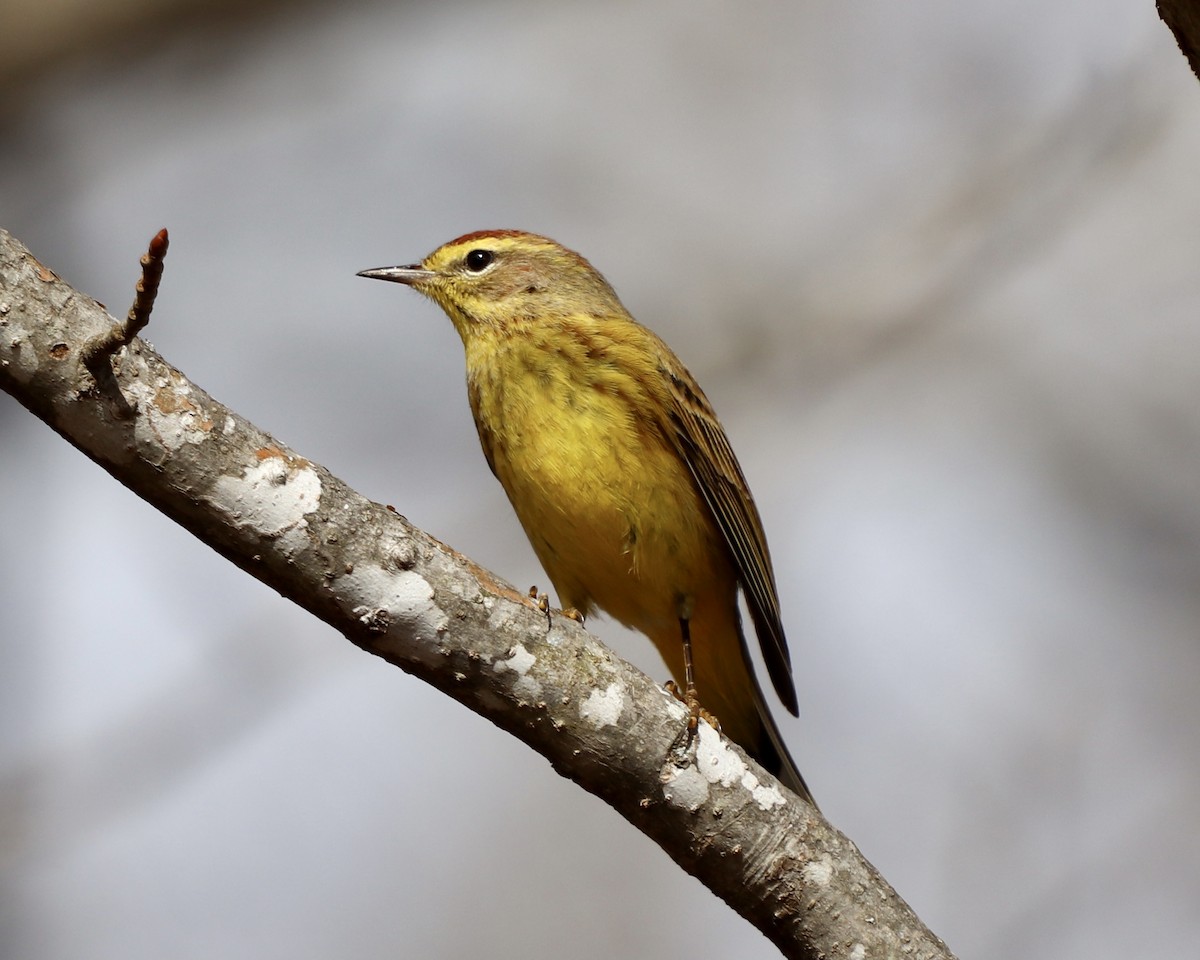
[359,231,815,806]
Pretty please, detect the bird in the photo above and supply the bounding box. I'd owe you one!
[359,230,815,806]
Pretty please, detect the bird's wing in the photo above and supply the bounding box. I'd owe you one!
[660,355,799,716]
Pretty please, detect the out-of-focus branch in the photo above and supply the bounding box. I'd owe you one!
[1159,0,1200,83]
[0,228,955,960]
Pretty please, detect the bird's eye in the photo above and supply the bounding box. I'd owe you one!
[465,249,494,272]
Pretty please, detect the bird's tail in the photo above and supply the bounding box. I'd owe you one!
[753,704,818,810]
[652,600,818,810]
[731,615,819,810]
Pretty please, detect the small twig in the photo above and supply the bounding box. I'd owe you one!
[82,228,169,372]
[127,227,169,335]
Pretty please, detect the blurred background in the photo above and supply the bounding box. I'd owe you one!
[2,1,1198,957]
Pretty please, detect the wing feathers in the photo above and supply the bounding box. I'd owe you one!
[662,361,799,716]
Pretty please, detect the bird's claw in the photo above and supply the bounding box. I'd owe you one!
[664,680,720,732]
[528,586,552,630]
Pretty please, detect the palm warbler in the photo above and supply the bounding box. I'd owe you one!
[359,231,814,805]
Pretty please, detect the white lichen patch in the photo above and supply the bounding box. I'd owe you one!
[661,764,710,811]
[210,456,321,536]
[691,724,787,811]
[277,523,311,560]
[497,643,536,675]
[483,602,510,631]
[494,643,542,701]
[802,855,834,887]
[339,563,448,646]
[740,770,787,810]
[849,944,866,960]
[694,722,748,788]
[126,376,213,451]
[580,682,625,728]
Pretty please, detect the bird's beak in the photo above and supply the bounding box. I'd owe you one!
[356,264,436,285]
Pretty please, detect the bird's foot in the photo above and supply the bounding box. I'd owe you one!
[526,588,585,630]
[528,586,552,630]
[665,684,721,772]
[664,680,721,732]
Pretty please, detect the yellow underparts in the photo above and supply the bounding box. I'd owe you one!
[464,316,763,751]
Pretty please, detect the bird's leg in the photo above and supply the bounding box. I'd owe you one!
[666,616,723,769]
[681,616,700,730]
[666,617,720,732]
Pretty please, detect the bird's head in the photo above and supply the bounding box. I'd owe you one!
[358,230,625,339]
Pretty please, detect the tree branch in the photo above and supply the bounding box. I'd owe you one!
[0,227,955,960]
[1159,0,1200,83]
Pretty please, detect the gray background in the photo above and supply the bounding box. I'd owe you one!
[2,2,1197,958]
